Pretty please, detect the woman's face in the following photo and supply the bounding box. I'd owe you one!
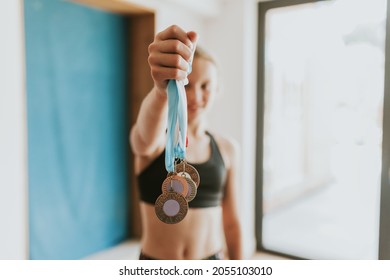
[185,57,218,123]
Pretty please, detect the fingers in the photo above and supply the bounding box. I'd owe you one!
[148,25,198,90]
[148,52,190,72]
[148,52,190,82]
[151,67,189,84]
[149,39,193,63]
[156,25,194,49]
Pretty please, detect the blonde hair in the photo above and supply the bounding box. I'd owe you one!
[194,45,217,67]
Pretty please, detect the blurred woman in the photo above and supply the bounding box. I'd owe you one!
[130,25,242,260]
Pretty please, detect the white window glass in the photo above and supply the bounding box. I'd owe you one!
[262,0,387,259]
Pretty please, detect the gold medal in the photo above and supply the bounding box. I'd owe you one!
[161,175,188,197]
[183,176,197,202]
[176,161,200,187]
[155,191,188,224]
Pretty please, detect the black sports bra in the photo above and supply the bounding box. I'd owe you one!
[137,132,227,208]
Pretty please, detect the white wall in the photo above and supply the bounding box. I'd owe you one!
[204,0,259,259]
[0,0,28,259]
[120,0,213,33]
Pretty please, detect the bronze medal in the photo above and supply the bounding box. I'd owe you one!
[161,175,188,197]
[176,161,200,187]
[155,191,188,224]
[183,176,197,202]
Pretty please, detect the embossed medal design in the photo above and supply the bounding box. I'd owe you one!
[161,175,188,197]
[155,191,188,224]
[183,176,197,202]
[155,59,201,224]
[155,161,200,223]
[176,161,200,187]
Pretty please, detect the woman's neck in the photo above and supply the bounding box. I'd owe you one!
[187,119,207,139]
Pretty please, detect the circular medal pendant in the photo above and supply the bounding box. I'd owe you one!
[184,177,197,202]
[161,175,188,197]
[176,162,200,187]
[155,192,188,224]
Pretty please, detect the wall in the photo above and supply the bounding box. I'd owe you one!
[204,0,258,259]
[0,0,28,259]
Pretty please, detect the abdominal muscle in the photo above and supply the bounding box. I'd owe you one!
[139,202,224,260]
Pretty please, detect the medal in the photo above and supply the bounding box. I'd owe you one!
[176,161,200,187]
[155,191,188,224]
[155,53,200,224]
[161,174,189,197]
[183,176,197,202]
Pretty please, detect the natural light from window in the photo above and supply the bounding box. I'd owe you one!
[262,0,387,259]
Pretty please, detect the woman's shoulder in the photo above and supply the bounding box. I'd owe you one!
[208,131,239,169]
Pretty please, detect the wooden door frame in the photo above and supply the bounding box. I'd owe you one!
[127,14,155,238]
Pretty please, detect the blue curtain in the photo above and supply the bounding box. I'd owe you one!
[24,0,129,259]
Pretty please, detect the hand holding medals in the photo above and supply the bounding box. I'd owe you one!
[154,41,201,224]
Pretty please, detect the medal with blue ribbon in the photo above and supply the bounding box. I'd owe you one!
[155,57,200,224]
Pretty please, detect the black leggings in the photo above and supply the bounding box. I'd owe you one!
[139,251,224,260]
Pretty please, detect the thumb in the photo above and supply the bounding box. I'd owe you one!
[187,31,198,62]
[187,31,198,46]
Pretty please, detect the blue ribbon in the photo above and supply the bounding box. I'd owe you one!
[165,80,187,172]
[176,80,187,159]
[165,57,193,173]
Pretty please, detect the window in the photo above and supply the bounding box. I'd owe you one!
[256,0,390,259]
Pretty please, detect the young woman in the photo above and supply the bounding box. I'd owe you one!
[130,25,242,260]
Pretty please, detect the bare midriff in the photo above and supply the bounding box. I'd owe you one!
[139,202,224,260]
